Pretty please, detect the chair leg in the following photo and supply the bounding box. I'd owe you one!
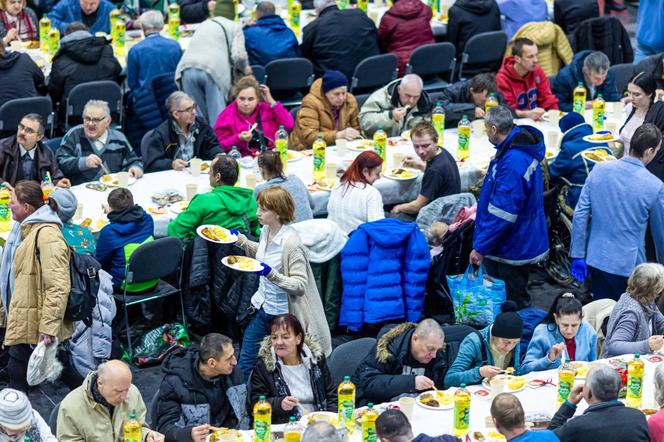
[122,294,133,360]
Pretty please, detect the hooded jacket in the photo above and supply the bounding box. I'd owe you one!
[49,0,115,34]
[552,50,619,112]
[553,0,598,35]
[507,21,573,76]
[0,135,65,187]
[353,323,452,404]
[248,335,336,424]
[95,205,155,289]
[496,55,559,111]
[156,347,249,440]
[473,125,548,265]
[437,80,511,127]
[447,0,501,59]
[339,218,429,332]
[377,0,434,76]
[167,185,260,243]
[243,15,300,67]
[496,0,547,40]
[49,31,122,115]
[635,53,664,91]
[0,51,44,107]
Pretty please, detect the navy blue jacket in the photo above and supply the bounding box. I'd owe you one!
[551,50,620,112]
[127,34,182,92]
[473,125,548,265]
[243,15,300,67]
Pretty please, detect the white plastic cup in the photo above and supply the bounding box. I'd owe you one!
[336,138,348,157]
[546,130,559,150]
[74,203,84,220]
[245,173,256,189]
[190,158,202,177]
[117,171,129,187]
[399,396,415,420]
[185,183,198,201]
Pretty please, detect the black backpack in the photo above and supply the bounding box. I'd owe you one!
[35,227,101,327]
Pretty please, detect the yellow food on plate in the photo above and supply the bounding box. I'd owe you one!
[148,207,168,215]
[200,162,210,171]
[545,151,557,159]
[507,375,525,390]
[486,431,507,441]
[100,174,119,185]
[93,219,109,231]
[571,361,589,377]
[79,218,92,228]
[388,168,415,178]
[174,201,189,212]
[504,367,515,375]
[227,255,260,271]
[588,132,614,141]
[305,412,338,427]
[582,150,614,162]
[202,226,229,241]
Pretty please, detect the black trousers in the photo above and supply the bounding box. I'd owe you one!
[483,258,531,309]
[8,344,32,393]
[589,266,628,301]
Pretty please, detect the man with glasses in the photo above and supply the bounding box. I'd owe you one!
[0,113,70,188]
[56,100,143,185]
[143,91,221,173]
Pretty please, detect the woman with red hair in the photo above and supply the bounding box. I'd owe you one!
[327,151,384,234]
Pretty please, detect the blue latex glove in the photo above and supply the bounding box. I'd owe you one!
[571,258,588,282]
[229,229,240,236]
[258,262,272,277]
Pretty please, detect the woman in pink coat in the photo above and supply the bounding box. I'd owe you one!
[213,75,294,157]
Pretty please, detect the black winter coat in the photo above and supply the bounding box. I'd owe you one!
[156,348,250,441]
[572,16,633,65]
[553,0,599,35]
[446,0,501,59]
[0,52,44,107]
[143,116,221,172]
[437,80,512,127]
[248,336,337,424]
[177,0,209,24]
[0,135,65,186]
[635,53,664,90]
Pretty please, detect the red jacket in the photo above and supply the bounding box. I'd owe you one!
[378,0,434,76]
[496,55,559,111]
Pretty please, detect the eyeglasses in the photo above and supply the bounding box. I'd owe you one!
[17,123,38,135]
[83,116,107,125]
[175,106,197,114]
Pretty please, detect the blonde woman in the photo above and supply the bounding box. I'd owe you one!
[0,0,37,44]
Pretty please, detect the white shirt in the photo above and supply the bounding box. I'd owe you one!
[90,131,109,154]
[279,363,315,412]
[327,182,385,234]
[19,145,35,159]
[619,104,645,154]
[250,224,293,315]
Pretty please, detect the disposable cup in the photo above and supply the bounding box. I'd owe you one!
[186,183,198,201]
[399,396,415,420]
[190,158,202,177]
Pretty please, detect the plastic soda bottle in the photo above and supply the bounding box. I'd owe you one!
[432,101,445,147]
[284,416,303,442]
[42,172,54,199]
[48,27,60,58]
[361,403,379,442]
[253,396,271,442]
[573,82,587,115]
[39,15,51,53]
[373,126,387,171]
[0,184,11,233]
[485,92,498,113]
[168,15,180,40]
[289,1,301,36]
[113,19,126,57]
[109,8,121,41]
[357,0,368,12]
[275,125,289,171]
[366,428,377,442]
[592,94,605,132]
[453,384,471,438]
[123,411,141,442]
[168,1,180,21]
[313,134,326,182]
[457,114,471,161]
[229,145,242,178]
[337,0,348,9]
[557,358,575,407]
[626,354,645,408]
[338,376,356,434]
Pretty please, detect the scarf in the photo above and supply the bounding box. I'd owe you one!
[330,106,341,130]
[0,415,42,442]
[0,10,37,41]
[91,374,115,417]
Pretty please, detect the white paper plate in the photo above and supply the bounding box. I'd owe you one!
[482,377,526,393]
[99,174,137,187]
[170,201,190,214]
[287,151,304,162]
[348,139,375,152]
[382,168,419,181]
[196,224,237,244]
[582,134,618,144]
[298,411,338,428]
[221,255,264,273]
[416,390,454,410]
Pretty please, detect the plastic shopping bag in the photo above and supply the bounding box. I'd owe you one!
[446,265,506,327]
[122,322,190,366]
[27,339,63,386]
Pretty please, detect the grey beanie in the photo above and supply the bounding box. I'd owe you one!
[49,188,78,223]
[0,389,33,430]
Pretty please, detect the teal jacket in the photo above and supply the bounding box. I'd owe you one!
[444,325,522,387]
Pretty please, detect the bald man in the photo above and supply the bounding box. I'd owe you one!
[57,360,165,442]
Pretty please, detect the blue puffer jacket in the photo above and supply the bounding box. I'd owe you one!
[521,321,598,373]
[552,50,620,112]
[339,218,429,332]
[48,0,115,34]
[549,122,612,208]
[473,125,549,265]
[243,15,300,66]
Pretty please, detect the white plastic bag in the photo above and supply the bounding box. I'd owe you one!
[27,339,63,386]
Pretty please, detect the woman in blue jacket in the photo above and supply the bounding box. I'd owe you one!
[522,292,598,373]
[445,301,523,387]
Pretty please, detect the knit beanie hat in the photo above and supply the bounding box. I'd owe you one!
[559,112,586,134]
[0,389,32,431]
[491,300,523,339]
[50,188,78,223]
[322,70,348,93]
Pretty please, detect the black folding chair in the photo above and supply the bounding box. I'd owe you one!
[140,129,155,160]
[265,58,314,107]
[0,96,54,138]
[353,92,371,108]
[406,42,456,90]
[65,80,123,130]
[327,337,376,385]
[608,63,635,97]
[290,105,300,123]
[350,53,398,94]
[457,31,507,80]
[48,402,60,434]
[251,64,266,84]
[112,237,186,359]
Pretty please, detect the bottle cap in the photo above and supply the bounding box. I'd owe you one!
[343,375,350,381]
[367,402,374,408]
[460,383,466,388]
[289,416,296,422]
[635,354,640,358]
[259,395,266,401]
[279,125,285,129]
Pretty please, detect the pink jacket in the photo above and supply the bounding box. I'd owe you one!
[213,101,294,157]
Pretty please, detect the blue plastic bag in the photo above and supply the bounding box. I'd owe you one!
[447,265,506,327]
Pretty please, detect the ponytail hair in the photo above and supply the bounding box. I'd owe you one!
[542,291,584,327]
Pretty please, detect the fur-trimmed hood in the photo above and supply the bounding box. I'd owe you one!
[376,322,417,364]
[258,334,325,372]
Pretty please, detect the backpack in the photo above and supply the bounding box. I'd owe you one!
[35,227,101,327]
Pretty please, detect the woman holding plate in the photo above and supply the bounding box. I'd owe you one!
[234,187,331,381]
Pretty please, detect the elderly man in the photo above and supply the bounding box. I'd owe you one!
[470,106,548,309]
[548,364,649,441]
[302,422,341,442]
[496,38,559,121]
[491,393,558,441]
[143,91,221,172]
[552,51,620,112]
[127,11,182,94]
[57,360,165,442]
[0,113,69,188]
[438,73,513,127]
[155,334,249,442]
[301,0,379,80]
[359,74,431,138]
[56,100,143,185]
[353,319,449,405]
[243,1,299,67]
[49,0,114,34]
[390,122,460,218]
[375,408,460,442]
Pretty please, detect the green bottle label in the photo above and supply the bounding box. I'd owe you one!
[454,405,469,430]
[255,421,269,441]
[558,380,572,401]
[628,376,642,397]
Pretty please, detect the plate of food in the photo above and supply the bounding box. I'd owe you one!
[570,361,589,379]
[197,225,237,244]
[151,189,183,206]
[79,217,109,233]
[642,408,658,419]
[545,150,559,160]
[222,255,263,273]
[311,178,337,192]
[582,131,619,144]
[99,173,136,187]
[382,168,418,181]
[466,430,506,442]
[288,151,304,162]
[170,200,190,215]
[189,161,211,174]
[147,206,169,217]
[299,411,338,428]
[482,374,526,393]
[416,390,454,410]
[580,149,616,163]
[542,110,566,122]
[207,427,242,442]
[348,139,375,152]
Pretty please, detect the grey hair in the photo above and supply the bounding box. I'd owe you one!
[415,318,444,340]
[97,360,129,381]
[583,51,610,75]
[83,100,111,118]
[586,364,621,402]
[313,0,336,12]
[655,364,664,406]
[166,91,193,113]
[485,105,514,134]
[302,422,342,442]
[139,10,164,31]
[400,74,423,90]
[627,263,664,305]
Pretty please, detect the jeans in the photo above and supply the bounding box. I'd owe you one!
[180,68,227,125]
[483,258,531,309]
[634,41,660,63]
[238,308,277,381]
[589,266,628,301]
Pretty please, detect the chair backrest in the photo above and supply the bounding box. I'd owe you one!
[407,43,456,83]
[582,298,616,357]
[459,31,507,80]
[251,64,266,84]
[126,237,183,284]
[353,92,371,108]
[351,54,398,92]
[48,402,60,434]
[265,58,314,97]
[608,63,635,97]
[140,129,156,160]
[0,96,54,136]
[65,80,123,129]
[328,337,376,385]
[44,137,62,153]
[289,105,300,122]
